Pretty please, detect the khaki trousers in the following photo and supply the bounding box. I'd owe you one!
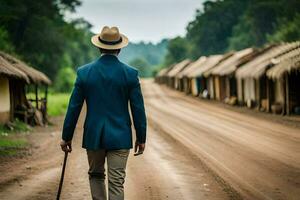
[87,149,130,200]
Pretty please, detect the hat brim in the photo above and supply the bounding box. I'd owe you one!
[91,34,129,50]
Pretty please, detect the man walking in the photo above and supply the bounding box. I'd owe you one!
[60,26,147,200]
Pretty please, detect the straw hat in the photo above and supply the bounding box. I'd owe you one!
[91,26,129,50]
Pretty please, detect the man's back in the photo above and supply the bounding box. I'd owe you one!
[62,54,147,150]
[60,26,147,200]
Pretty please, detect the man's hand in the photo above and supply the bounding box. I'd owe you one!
[60,140,72,153]
[134,141,145,156]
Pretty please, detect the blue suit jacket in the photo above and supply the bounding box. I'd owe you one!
[62,54,147,150]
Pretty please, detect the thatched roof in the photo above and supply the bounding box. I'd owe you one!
[166,59,192,77]
[156,64,176,77]
[267,46,300,79]
[236,42,300,79]
[0,55,29,82]
[203,52,234,77]
[188,55,224,78]
[210,48,256,76]
[176,56,207,78]
[156,68,169,77]
[0,51,51,85]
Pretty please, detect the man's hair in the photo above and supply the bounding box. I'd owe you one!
[99,48,121,55]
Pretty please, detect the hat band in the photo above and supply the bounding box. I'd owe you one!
[98,36,123,45]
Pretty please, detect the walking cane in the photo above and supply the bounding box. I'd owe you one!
[56,151,68,200]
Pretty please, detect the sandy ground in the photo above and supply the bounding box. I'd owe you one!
[0,79,299,200]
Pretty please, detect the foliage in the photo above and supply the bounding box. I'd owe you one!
[0,119,30,155]
[129,58,151,77]
[163,36,190,66]
[186,0,249,57]
[120,39,168,66]
[164,0,300,66]
[54,67,76,93]
[0,27,15,53]
[120,39,168,77]
[0,0,98,81]
[268,14,300,43]
[47,93,71,116]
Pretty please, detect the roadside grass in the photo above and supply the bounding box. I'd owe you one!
[0,138,27,156]
[48,93,70,116]
[0,93,70,156]
[0,119,30,156]
[0,119,31,135]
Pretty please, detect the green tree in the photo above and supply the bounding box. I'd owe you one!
[163,36,189,66]
[228,0,300,49]
[0,27,14,53]
[54,67,76,93]
[129,58,150,78]
[0,0,98,81]
[119,39,168,66]
[268,14,300,42]
[186,0,249,57]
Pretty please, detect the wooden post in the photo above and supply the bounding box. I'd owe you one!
[256,79,260,110]
[8,79,14,122]
[282,77,286,115]
[35,84,38,110]
[285,73,290,115]
[266,78,270,112]
[45,85,48,113]
[226,76,230,99]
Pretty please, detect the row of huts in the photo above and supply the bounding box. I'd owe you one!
[0,51,51,125]
[155,42,300,115]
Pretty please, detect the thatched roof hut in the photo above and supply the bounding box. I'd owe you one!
[210,48,256,76]
[0,55,29,82]
[0,51,51,125]
[0,51,51,85]
[267,46,300,79]
[176,56,207,78]
[166,59,192,77]
[188,55,223,78]
[236,42,300,79]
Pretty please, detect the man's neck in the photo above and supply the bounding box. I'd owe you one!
[101,53,118,57]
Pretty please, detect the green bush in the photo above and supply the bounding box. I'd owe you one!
[48,93,71,116]
[53,67,76,93]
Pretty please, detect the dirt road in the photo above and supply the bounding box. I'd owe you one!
[0,79,299,200]
[143,80,300,200]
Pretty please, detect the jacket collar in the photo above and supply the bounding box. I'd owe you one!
[99,54,119,63]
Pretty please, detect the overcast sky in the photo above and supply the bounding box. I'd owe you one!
[70,0,204,43]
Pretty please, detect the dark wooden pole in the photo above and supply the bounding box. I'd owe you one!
[266,78,270,112]
[282,76,286,115]
[285,73,290,115]
[256,79,260,110]
[45,85,48,114]
[35,84,38,110]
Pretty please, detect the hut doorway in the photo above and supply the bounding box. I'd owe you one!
[229,76,237,97]
[288,70,300,114]
[258,75,268,110]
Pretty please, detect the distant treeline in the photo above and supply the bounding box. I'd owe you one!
[0,0,167,92]
[120,39,168,77]
[163,0,300,67]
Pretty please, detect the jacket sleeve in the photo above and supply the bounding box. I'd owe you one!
[129,71,147,144]
[62,71,85,142]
